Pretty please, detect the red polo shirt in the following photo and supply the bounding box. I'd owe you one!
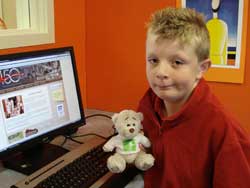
[138,79,250,188]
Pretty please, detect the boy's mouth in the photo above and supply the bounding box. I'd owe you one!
[156,84,173,90]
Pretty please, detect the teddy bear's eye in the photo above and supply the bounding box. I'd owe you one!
[133,123,136,126]
[127,124,131,127]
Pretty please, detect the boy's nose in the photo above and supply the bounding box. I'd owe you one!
[156,62,170,80]
[157,73,168,80]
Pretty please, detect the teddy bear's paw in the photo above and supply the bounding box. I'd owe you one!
[135,153,155,171]
[107,154,126,173]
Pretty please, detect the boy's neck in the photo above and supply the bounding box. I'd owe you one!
[163,101,184,117]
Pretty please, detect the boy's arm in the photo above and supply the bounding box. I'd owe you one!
[213,139,250,187]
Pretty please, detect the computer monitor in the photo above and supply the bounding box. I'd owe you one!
[0,47,85,175]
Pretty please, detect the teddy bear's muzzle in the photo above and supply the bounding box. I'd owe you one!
[129,128,135,133]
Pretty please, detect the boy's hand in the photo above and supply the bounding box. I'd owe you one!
[139,143,153,153]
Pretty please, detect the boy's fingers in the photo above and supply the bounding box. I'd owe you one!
[139,144,146,151]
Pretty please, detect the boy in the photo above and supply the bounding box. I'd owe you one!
[137,7,250,188]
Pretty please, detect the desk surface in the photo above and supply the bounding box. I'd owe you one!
[0,109,115,188]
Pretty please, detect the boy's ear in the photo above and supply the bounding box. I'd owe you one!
[197,58,211,79]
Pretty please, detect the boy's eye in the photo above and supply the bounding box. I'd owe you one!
[147,58,159,64]
[173,60,184,66]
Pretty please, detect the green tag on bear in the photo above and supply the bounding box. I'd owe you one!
[123,139,136,152]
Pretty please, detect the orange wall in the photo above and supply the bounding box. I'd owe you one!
[86,0,175,110]
[86,0,250,131]
[0,0,86,105]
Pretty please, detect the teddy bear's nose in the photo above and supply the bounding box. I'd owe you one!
[129,128,135,133]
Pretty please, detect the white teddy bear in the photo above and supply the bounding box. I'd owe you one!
[103,109,155,173]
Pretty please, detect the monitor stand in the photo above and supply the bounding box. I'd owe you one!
[2,143,69,175]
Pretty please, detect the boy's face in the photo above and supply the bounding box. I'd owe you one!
[146,32,208,106]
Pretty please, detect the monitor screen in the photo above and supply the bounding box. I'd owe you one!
[0,47,85,173]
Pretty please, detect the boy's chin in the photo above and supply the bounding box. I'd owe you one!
[157,93,185,103]
[154,90,176,99]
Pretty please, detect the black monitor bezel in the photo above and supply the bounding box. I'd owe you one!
[0,46,85,158]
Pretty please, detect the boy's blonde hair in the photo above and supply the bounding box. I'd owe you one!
[147,7,210,62]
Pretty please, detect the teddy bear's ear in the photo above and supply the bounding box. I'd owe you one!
[112,113,119,124]
[137,112,144,121]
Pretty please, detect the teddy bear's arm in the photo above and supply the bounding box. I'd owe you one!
[138,134,151,148]
[103,136,117,152]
